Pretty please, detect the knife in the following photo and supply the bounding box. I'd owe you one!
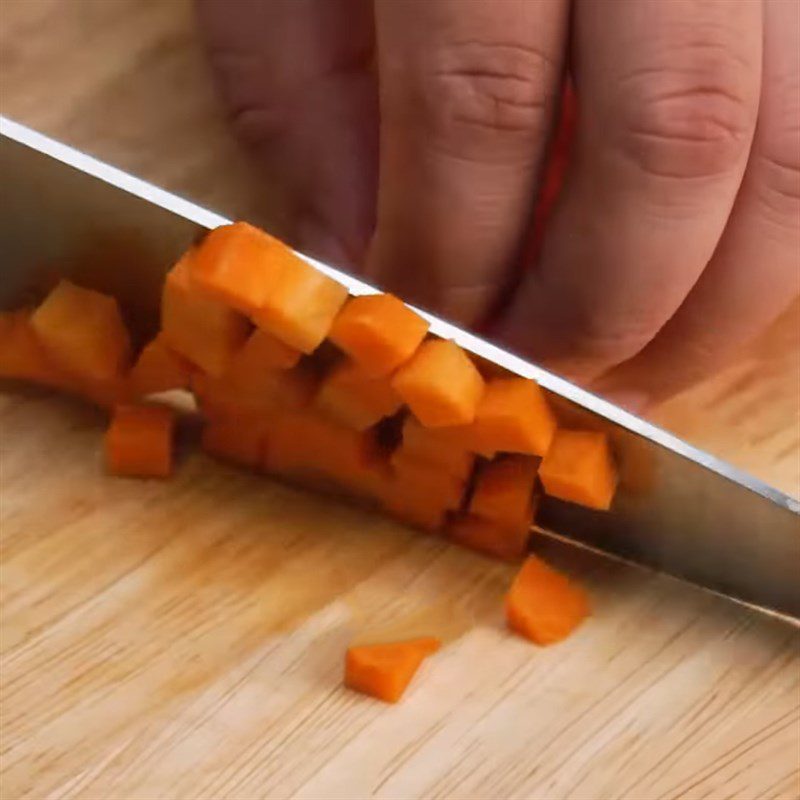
[2,116,798,619]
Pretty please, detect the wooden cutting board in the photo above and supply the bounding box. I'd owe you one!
[1,2,798,799]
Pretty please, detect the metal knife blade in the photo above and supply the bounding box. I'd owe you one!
[2,117,798,618]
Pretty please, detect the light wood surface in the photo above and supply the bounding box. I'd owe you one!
[1,2,799,799]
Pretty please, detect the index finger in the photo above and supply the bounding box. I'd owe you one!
[367,0,568,323]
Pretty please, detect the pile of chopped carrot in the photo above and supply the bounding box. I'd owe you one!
[0,219,616,701]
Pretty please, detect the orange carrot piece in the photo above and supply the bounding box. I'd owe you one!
[105,404,176,478]
[201,417,266,469]
[345,637,441,703]
[329,294,430,377]
[315,360,403,431]
[129,335,193,396]
[390,450,466,511]
[232,328,302,373]
[539,430,617,510]
[30,280,131,383]
[161,251,251,377]
[505,555,589,645]
[391,339,484,428]
[447,514,530,561]
[469,456,539,529]
[399,416,476,480]
[250,253,348,355]
[190,222,288,314]
[469,377,557,457]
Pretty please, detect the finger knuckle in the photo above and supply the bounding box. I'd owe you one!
[401,40,556,162]
[614,40,758,180]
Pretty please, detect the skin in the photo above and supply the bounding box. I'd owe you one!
[197,0,799,412]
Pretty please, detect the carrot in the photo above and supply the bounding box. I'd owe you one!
[129,335,193,396]
[105,404,176,478]
[250,253,348,355]
[201,416,266,469]
[505,555,589,645]
[232,328,302,373]
[344,637,441,703]
[390,450,466,511]
[398,415,476,480]
[161,250,251,377]
[447,514,531,561]
[329,293,430,377]
[315,359,403,431]
[468,377,557,457]
[190,222,288,314]
[469,456,539,529]
[30,280,131,383]
[539,429,617,510]
[391,339,485,428]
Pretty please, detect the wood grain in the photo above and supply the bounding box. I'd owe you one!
[1,2,799,799]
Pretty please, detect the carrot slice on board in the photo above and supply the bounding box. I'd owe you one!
[130,335,193,396]
[105,404,176,478]
[30,280,131,383]
[201,416,267,469]
[190,222,288,314]
[539,430,617,510]
[469,456,539,529]
[250,254,348,354]
[391,339,485,428]
[329,294,429,377]
[447,514,531,561]
[315,359,403,431]
[161,251,251,377]
[469,377,557,457]
[505,555,589,645]
[344,637,441,703]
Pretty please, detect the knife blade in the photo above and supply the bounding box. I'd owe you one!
[2,116,798,619]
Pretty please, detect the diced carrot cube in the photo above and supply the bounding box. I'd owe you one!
[345,637,441,703]
[190,222,288,314]
[30,280,131,383]
[161,251,251,377]
[391,339,484,428]
[232,328,302,373]
[390,450,466,511]
[105,404,176,478]
[447,514,530,561]
[399,416,476,480]
[201,417,266,469]
[316,360,403,431]
[469,378,557,457]
[250,254,348,354]
[130,335,193,396]
[469,456,539,529]
[505,556,589,645]
[329,294,429,377]
[539,430,617,510]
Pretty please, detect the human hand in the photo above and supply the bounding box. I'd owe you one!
[197,0,799,411]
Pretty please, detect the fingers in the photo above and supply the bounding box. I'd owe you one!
[593,0,800,409]
[196,0,377,266]
[368,0,569,323]
[496,0,762,382]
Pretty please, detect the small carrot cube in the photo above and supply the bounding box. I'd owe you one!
[316,360,403,431]
[30,280,131,383]
[505,555,589,645]
[539,430,617,510]
[345,637,441,703]
[233,328,302,373]
[201,417,266,469]
[447,514,531,561]
[391,339,484,428]
[105,404,176,478]
[130,335,193,396]
[391,450,466,511]
[469,456,539,529]
[329,293,429,376]
[399,416,476,479]
[161,251,251,377]
[251,255,348,354]
[469,378,557,457]
[190,222,288,314]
